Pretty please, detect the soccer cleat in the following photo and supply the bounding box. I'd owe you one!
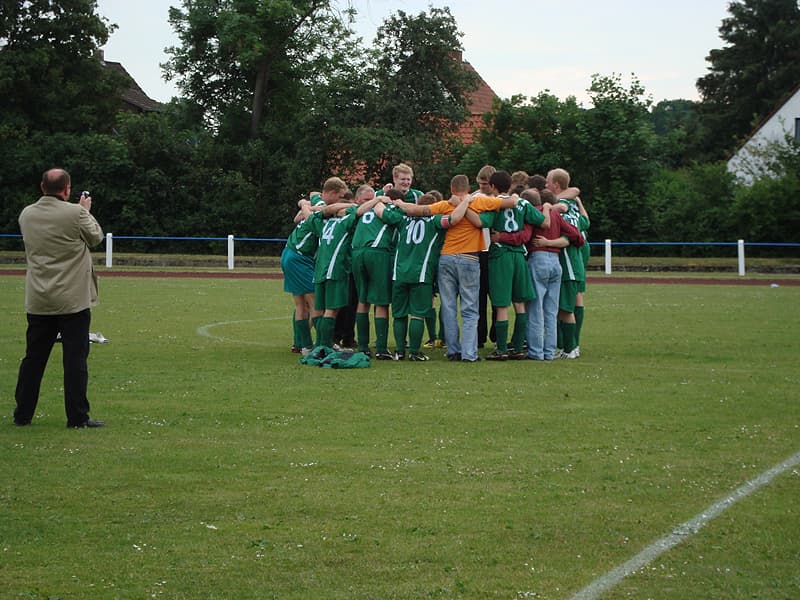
[508,350,528,360]
[485,350,509,361]
[408,351,430,362]
[375,351,395,360]
[553,349,565,359]
[291,345,301,354]
[422,339,435,349]
[573,346,581,357]
[300,347,313,357]
[562,348,580,359]
[434,339,447,349]
[394,352,405,361]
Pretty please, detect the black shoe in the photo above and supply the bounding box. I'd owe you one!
[485,350,508,361]
[394,352,405,361]
[408,351,430,362]
[447,352,462,361]
[462,356,482,362]
[70,419,105,429]
[375,351,395,360]
[14,420,31,426]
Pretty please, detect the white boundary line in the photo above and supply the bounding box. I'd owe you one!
[196,316,288,346]
[570,450,800,600]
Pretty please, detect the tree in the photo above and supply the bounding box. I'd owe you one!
[0,0,125,134]
[362,6,479,185]
[649,99,704,168]
[696,0,800,158]
[468,91,582,175]
[572,74,659,241]
[163,0,360,140]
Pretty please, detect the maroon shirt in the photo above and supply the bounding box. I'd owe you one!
[496,207,583,253]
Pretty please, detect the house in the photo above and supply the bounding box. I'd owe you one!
[97,50,164,114]
[453,51,499,146]
[726,84,800,185]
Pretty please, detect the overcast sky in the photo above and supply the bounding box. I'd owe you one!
[96,0,732,106]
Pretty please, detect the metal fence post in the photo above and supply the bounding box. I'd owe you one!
[227,235,235,270]
[605,239,612,274]
[105,233,113,268]
[738,239,745,276]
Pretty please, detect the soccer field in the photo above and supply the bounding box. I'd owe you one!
[1,274,798,599]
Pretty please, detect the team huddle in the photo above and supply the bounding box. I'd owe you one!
[280,164,589,363]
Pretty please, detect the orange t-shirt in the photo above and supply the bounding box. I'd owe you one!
[428,196,506,255]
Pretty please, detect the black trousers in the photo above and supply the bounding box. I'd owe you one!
[15,309,92,427]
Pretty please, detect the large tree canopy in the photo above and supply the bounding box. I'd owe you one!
[0,0,124,133]
[163,0,360,140]
[696,0,800,158]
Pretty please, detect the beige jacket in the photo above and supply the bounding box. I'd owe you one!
[18,196,104,315]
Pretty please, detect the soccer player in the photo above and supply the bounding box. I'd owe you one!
[523,188,584,361]
[476,171,551,360]
[379,163,424,204]
[351,184,395,358]
[281,190,331,355]
[474,165,496,349]
[303,178,379,356]
[546,168,590,359]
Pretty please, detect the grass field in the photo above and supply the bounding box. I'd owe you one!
[1,274,798,599]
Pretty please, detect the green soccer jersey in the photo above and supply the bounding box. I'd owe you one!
[376,187,423,204]
[557,199,590,281]
[307,205,359,282]
[286,196,327,256]
[381,204,446,284]
[351,208,396,252]
[481,197,545,257]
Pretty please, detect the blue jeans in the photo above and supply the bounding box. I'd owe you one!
[437,254,481,361]
[527,252,562,360]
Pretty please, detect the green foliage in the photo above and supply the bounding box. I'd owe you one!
[646,163,738,253]
[649,99,705,168]
[730,142,800,244]
[696,0,800,159]
[571,74,659,241]
[0,0,125,133]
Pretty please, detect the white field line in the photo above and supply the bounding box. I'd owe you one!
[570,450,800,600]
[196,316,288,346]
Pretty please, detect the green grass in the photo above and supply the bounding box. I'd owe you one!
[1,275,798,599]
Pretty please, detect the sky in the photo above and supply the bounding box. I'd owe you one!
[95,0,732,107]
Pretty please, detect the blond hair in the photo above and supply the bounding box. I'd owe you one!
[547,168,570,190]
[476,164,496,183]
[393,163,413,178]
[322,177,348,194]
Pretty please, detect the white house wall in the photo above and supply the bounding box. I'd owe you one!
[726,89,800,185]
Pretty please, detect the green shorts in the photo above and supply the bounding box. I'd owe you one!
[352,248,392,306]
[392,282,433,319]
[488,252,534,307]
[559,280,579,313]
[314,279,350,311]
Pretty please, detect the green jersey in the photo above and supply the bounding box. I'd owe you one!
[480,197,545,257]
[381,204,447,284]
[285,196,326,256]
[376,187,423,204]
[307,205,359,282]
[557,200,590,282]
[351,208,396,252]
